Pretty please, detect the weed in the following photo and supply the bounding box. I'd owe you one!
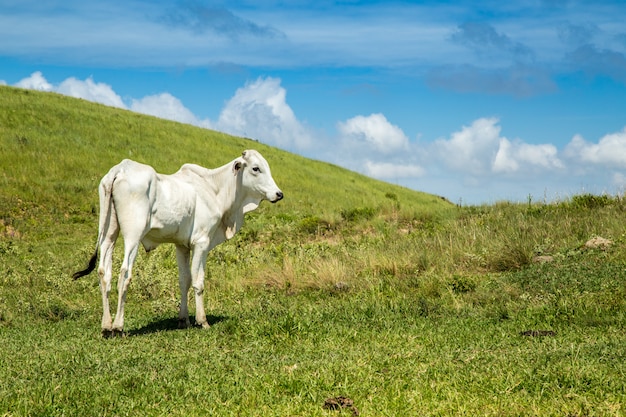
[449,274,477,294]
[340,206,378,222]
[297,215,331,235]
[570,193,613,209]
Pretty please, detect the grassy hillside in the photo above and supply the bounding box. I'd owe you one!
[0,83,454,300]
[0,85,450,230]
[1,85,626,416]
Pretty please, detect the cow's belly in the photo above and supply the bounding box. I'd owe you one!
[142,223,191,251]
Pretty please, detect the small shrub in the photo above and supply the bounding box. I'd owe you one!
[340,206,378,222]
[487,244,532,272]
[417,274,443,299]
[298,215,331,235]
[449,275,477,294]
[571,193,613,209]
[385,192,398,201]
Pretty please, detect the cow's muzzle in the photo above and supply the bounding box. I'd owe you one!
[271,191,284,203]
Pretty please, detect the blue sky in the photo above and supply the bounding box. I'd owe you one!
[2,0,626,204]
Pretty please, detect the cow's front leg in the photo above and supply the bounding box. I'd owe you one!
[175,245,192,329]
[190,247,210,329]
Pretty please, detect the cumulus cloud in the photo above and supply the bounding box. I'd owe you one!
[57,76,125,108]
[15,72,124,107]
[434,117,501,175]
[434,117,563,176]
[215,76,313,150]
[338,113,409,155]
[131,93,211,128]
[15,71,53,91]
[560,127,626,198]
[13,71,211,128]
[332,113,425,184]
[565,128,626,167]
[493,138,563,173]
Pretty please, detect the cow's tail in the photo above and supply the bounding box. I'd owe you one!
[73,167,118,280]
[72,247,98,280]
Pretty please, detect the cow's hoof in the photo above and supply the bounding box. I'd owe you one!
[178,318,191,329]
[197,321,211,329]
[108,328,125,338]
[101,329,124,338]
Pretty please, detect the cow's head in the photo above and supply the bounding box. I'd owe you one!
[233,150,283,211]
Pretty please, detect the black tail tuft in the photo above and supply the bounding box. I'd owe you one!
[73,249,98,280]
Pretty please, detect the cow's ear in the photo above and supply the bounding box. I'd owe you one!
[232,159,245,175]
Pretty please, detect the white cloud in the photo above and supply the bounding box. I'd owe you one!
[215,76,312,150]
[131,93,211,128]
[328,113,425,188]
[565,128,626,168]
[338,113,409,154]
[57,76,125,108]
[12,71,213,129]
[365,160,425,179]
[15,71,53,91]
[434,117,501,175]
[15,72,123,107]
[493,138,563,173]
[434,117,563,176]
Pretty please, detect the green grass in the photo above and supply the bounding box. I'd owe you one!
[1,85,626,416]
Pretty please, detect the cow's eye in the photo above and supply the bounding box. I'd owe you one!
[252,166,261,173]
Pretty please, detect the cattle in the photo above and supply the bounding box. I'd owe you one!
[73,150,283,337]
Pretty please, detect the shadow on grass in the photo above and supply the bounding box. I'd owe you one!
[127,314,228,337]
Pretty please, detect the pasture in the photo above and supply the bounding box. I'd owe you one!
[1,85,625,416]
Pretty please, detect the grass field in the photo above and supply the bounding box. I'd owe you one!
[1,85,626,416]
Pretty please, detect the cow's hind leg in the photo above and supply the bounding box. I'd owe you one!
[98,206,120,338]
[98,225,119,337]
[111,240,140,336]
[176,246,192,329]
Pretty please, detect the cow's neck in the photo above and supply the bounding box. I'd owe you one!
[206,161,249,239]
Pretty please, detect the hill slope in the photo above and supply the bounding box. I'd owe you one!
[0,85,452,248]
